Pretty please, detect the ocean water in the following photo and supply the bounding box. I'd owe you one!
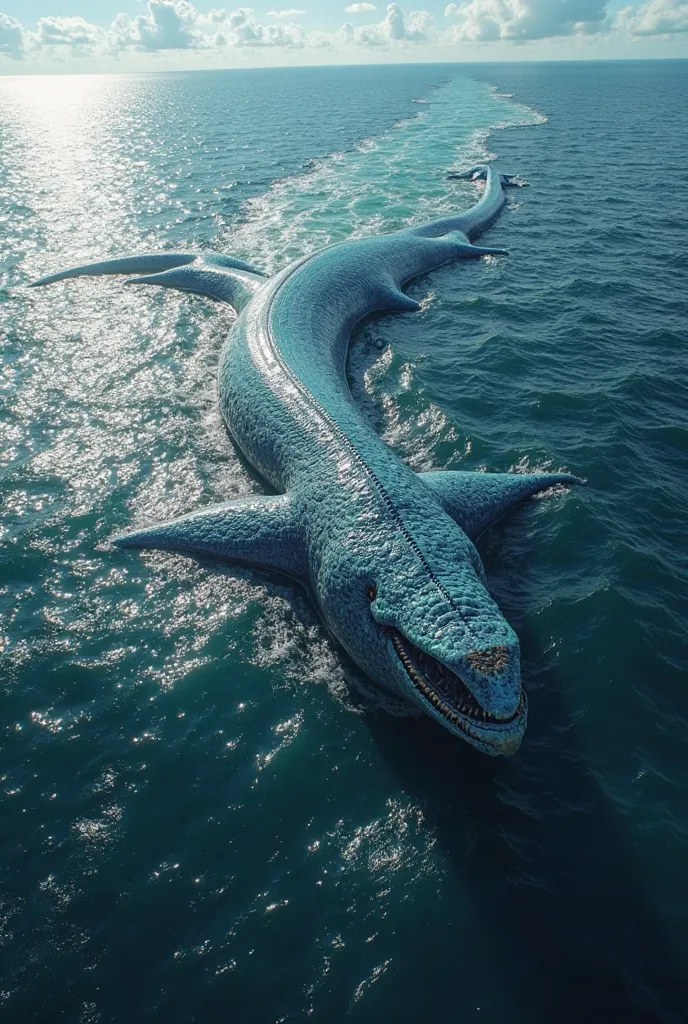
[1,60,687,1023]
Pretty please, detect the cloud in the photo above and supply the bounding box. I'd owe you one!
[2,0,687,61]
[444,0,610,41]
[405,8,433,38]
[35,16,104,51]
[345,2,431,43]
[616,0,688,34]
[208,7,231,21]
[109,1,209,51]
[109,13,136,50]
[135,0,206,49]
[0,12,26,57]
[206,7,305,44]
[108,3,308,49]
[385,2,407,37]
[224,8,255,28]
[250,20,305,44]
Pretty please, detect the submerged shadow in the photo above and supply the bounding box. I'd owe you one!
[365,511,687,1024]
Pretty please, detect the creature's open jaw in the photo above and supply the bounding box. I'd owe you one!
[387,629,526,745]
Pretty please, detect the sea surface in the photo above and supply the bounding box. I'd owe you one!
[1,60,687,1023]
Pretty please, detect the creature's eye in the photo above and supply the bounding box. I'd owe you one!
[366,585,377,601]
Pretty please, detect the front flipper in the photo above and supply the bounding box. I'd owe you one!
[421,470,583,540]
[113,494,306,581]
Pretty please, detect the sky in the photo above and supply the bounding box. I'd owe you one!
[0,0,686,72]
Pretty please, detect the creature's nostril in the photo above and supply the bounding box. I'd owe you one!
[366,585,377,601]
[464,645,510,673]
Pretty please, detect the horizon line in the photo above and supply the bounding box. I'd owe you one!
[1,54,687,78]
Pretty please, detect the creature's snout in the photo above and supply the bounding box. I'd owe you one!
[464,645,511,674]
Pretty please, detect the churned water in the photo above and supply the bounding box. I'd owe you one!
[1,61,687,1023]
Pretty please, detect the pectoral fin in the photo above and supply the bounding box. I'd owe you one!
[113,493,305,581]
[420,469,583,539]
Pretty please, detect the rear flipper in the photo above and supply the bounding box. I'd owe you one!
[459,243,509,258]
[500,173,527,188]
[436,233,509,259]
[447,166,527,188]
[31,253,199,287]
[31,252,268,312]
[125,260,266,312]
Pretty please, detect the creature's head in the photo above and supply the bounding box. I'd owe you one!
[318,515,526,756]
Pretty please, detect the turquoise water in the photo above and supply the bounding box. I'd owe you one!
[1,61,687,1022]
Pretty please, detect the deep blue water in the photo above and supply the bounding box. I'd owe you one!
[1,61,687,1023]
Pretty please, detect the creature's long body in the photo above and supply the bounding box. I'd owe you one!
[33,166,580,755]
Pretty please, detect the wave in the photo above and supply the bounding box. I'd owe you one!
[222,73,547,274]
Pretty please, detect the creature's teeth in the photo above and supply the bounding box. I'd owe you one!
[391,629,523,729]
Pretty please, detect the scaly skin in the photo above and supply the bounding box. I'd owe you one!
[32,166,581,756]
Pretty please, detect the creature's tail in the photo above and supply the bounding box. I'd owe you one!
[30,253,268,313]
[447,165,525,189]
[408,163,524,243]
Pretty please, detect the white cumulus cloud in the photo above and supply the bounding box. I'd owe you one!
[1,0,687,62]
[225,8,254,28]
[110,0,207,51]
[140,0,206,49]
[444,0,610,40]
[405,8,433,37]
[385,2,407,37]
[616,0,688,33]
[0,12,26,57]
[35,15,104,51]
[209,7,306,45]
[347,2,431,44]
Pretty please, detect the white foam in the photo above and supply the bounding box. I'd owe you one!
[222,75,542,276]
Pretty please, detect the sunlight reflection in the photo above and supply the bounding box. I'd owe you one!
[1,75,141,266]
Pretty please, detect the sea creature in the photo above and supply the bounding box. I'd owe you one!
[32,165,581,756]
